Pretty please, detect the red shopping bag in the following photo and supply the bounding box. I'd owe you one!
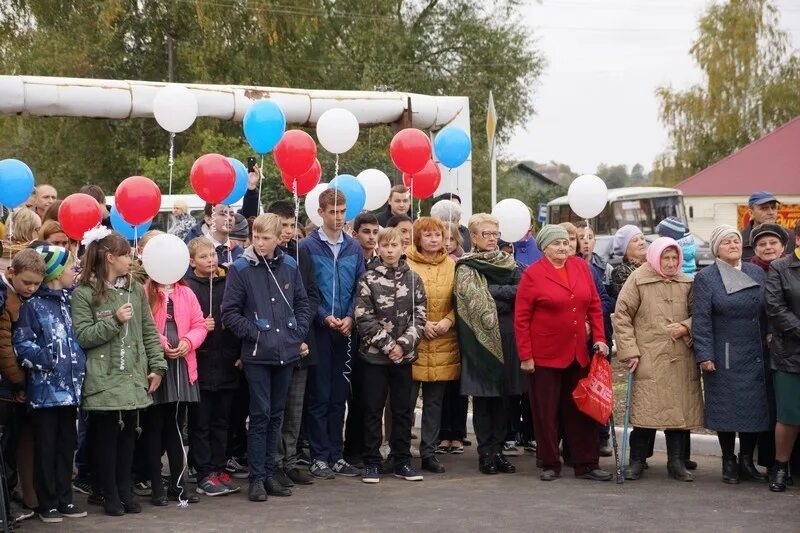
[572,353,613,424]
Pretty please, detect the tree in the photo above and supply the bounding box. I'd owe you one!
[630,163,646,183]
[652,0,800,185]
[596,163,631,189]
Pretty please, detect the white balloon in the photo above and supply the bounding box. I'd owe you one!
[141,234,190,285]
[568,174,608,219]
[356,169,391,211]
[153,85,198,133]
[316,108,359,154]
[304,183,328,227]
[492,198,531,243]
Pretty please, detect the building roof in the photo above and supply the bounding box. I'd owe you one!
[516,161,561,186]
[675,116,800,196]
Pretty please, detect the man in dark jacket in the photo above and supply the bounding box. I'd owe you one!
[184,204,244,267]
[376,185,413,227]
[742,191,796,261]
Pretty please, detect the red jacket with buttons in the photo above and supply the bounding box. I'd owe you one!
[514,256,605,369]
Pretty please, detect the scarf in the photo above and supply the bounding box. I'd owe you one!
[454,250,520,383]
[750,255,772,273]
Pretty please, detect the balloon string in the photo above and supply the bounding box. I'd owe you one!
[293,178,300,271]
[168,132,176,197]
[120,272,133,371]
[334,154,339,179]
[258,155,265,215]
[6,208,13,242]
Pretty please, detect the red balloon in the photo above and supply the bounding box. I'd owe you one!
[190,154,236,204]
[58,193,103,241]
[390,128,432,175]
[115,176,161,226]
[282,159,321,196]
[273,130,317,178]
[402,160,442,200]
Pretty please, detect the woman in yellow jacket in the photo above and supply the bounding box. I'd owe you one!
[406,217,460,474]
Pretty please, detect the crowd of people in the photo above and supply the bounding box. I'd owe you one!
[0,179,798,525]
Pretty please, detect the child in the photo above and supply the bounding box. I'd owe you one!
[185,237,242,496]
[355,227,427,484]
[0,248,45,522]
[14,245,85,523]
[70,228,167,517]
[221,214,311,502]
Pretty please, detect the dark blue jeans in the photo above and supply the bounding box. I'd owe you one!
[75,409,90,480]
[244,363,294,482]
[306,326,351,463]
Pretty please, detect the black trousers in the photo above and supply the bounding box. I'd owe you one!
[439,380,468,442]
[144,402,186,497]
[343,351,365,460]
[227,376,250,460]
[472,396,507,457]
[718,431,758,458]
[0,400,24,495]
[189,390,234,481]
[362,362,413,467]
[89,410,138,506]
[31,406,77,511]
[630,427,687,460]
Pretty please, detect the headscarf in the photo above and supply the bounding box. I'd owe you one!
[536,224,569,251]
[645,237,683,278]
[709,225,741,256]
[613,225,643,257]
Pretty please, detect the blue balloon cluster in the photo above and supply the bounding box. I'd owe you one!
[110,205,152,241]
[243,100,286,154]
[222,158,249,205]
[0,159,35,209]
[433,127,471,169]
[328,174,366,222]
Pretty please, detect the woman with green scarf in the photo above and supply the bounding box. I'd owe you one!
[454,213,524,475]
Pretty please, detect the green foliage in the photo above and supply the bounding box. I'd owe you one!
[653,0,800,185]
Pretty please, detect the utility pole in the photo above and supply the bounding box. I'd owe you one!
[167,33,175,82]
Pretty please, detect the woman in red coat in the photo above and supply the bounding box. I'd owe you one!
[514,224,611,482]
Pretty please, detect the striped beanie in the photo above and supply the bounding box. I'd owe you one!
[35,245,70,282]
[656,216,688,241]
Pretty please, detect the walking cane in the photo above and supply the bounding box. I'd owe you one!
[619,370,634,483]
[609,411,622,484]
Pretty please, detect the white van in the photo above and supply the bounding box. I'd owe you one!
[105,194,245,232]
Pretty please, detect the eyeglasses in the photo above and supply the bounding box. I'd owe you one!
[481,231,501,239]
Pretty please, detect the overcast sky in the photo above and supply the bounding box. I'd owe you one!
[506,0,800,175]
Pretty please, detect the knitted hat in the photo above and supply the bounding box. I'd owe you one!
[34,245,70,282]
[750,223,789,247]
[656,216,688,241]
[536,224,569,251]
[612,225,643,257]
[709,224,741,256]
[229,213,249,241]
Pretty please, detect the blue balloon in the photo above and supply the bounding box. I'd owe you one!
[434,127,472,169]
[222,158,249,205]
[0,159,35,209]
[243,100,286,154]
[110,205,152,241]
[328,174,366,222]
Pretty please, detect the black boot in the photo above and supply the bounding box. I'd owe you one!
[479,454,497,475]
[683,432,697,470]
[722,455,740,484]
[666,432,693,482]
[739,454,768,482]
[494,453,516,474]
[623,431,648,480]
[624,458,645,480]
[769,461,789,492]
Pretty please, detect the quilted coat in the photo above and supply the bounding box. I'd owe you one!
[406,245,460,382]
[613,262,703,429]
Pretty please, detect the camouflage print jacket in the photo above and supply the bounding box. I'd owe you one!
[355,259,427,366]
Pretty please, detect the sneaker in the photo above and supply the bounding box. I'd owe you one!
[272,468,295,488]
[10,502,35,522]
[38,508,62,523]
[393,462,423,481]
[72,476,92,495]
[296,451,312,466]
[196,474,230,496]
[87,493,105,506]
[524,440,537,453]
[285,467,314,485]
[248,480,267,502]
[331,458,362,477]
[133,480,152,496]
[58,503,87,518]
[309,459,336,479]
[503,441,521,456]
[216,471,241,493]
[362,464,380,484]
[225,457,249,479]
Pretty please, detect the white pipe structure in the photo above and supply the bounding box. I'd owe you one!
[0,75,472,219]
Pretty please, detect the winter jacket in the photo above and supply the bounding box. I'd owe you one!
[185,269,241,391]
[406,246,459,382]
[13,285,86,409]
[299,229,365,324]
[168,213,197,241]
[0,275,25,399]
[71,280,167,411]
[613,263,703,429]
[514,235,543,267]
[678,236,697,277]
[355,259,427,366]
[221,246,311,366]
[282,240,320,368]
[693,261,769,432]
[765,252,800,373]
[146,281,207,384]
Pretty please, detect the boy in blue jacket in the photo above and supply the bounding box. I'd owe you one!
[298,188,366,479]
[221,214,311,503]
[13,245,86,523]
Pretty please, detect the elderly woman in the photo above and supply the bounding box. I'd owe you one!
[406,217,459,474]
[168,200,196,240]
[765,222,800,491]
[693,224,770,484]
[614,237,702,481]
[454,214,523,475]
[610,225,648,297]
[514,224,611,482]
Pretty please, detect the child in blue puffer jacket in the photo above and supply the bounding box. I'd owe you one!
[13,245,86,523]
[656,216,696,278]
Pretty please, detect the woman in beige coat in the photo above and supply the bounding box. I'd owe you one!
[613,237,703,482]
